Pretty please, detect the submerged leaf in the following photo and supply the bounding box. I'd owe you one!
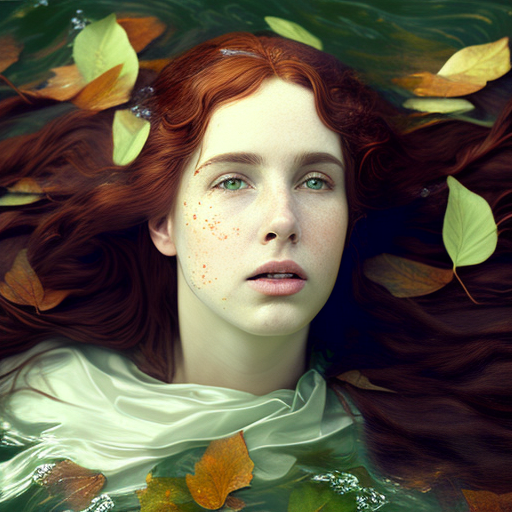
[118,16,167,53]
[443,176,498,268]
[0,249,69,311]
[23,65,86,102]
[462,489,512,512]
[71,64,124,110]
[288,482,357,512]
[0,35,23,73]
[394,72,484,97]
[112,109,151,165]
[403,98,475,114]
[73,13,138,93]
[38,459,105,511]
[363,253,453,297]
[337,371,396,393]
[265,16,323,50]
[186,432,254,510]
[137,475,201,512]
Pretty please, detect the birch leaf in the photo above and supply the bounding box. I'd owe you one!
[363,253,453,297]
[438,37,511,82]
[403,98,475,114]
[112,109,151,165]
[337,370,396,393]
[443,176,498,268]
[0,35,23,73]
[73,13,138,92]
[118,16,167,53]
[186,432,254,510]
[0,249,69,311]
[265,16,323,50]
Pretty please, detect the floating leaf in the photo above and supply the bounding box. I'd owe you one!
[0,249,69,311]
[363,253,453,297]
[112,109,151,165]
[39,459,105,511]
[186,432,254,510]
[394,37,511,97]
[23,65,86,102]
[462,489,512,512]
[288,482,357,512]
[443,176,498,268]
[265,16,323,50]
[0,178,45,206]
[394,72,484,98]
[137,475,202,512]
[71,64,124,110]
[438,37,511,82]
[403,98,475,114]
[0,35,23,73]
[118,16,167,53]
[73,13,138,95]
[337,370,396,393]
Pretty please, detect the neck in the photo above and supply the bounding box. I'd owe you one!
[172,268,309,395]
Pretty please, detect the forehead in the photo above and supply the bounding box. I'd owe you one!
[197,78,342,163]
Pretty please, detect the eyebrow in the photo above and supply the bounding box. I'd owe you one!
[194,151,344,173]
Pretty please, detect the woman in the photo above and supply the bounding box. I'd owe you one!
[0,29,511,510]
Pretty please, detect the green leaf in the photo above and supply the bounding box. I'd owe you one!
[443,176,498,267]
[403,98,474,114]
[288,483,357,512]
[0,193,43,206]
[137,476,202,512]
[265,17,323,50]
[73,13,138,91]
[112,110,150,166]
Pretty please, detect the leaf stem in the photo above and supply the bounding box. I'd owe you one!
[0,74,33,104]
[453,267,480,305]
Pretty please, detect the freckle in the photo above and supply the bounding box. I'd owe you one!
[186,223,189,226]
[203,226,205,229]
[222,298,227,301]
[215,277,217,280]
[194,169,200,176]
[198,201,201,205]
[193,214,197,220]
[209,206,212,209]
[203,264,206,268]
[184,201,187,206]
[224,235,228,239]
[202,275,205,278]
[208,280,211,283]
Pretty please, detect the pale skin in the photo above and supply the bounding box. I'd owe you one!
[150,78,348,394]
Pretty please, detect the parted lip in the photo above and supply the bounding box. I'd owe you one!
[248,260,307,280]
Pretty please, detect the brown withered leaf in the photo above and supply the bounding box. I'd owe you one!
[186,432,254,510]
[462,489,512,512]
[337,370,396,393]
[0,35,23,73]
[0,249,69,312]
[71,64,126,110]
[393,72,484,98]
[363,253,453,297]
[23,64,86,102]
[139,58,172,72]
[225,495,246,510]
[118,16,167,53]
[40,459,106,511]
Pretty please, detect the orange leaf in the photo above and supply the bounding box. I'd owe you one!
[23,64,86,102]
[40,460,106,511]
[337,370,396,393]
[186,432,254,510]
[363,253,453,297]
[393,72,485,97]
[118,16,167,53]
[139,58,172,73]
[462,489,512,512]
[71,64,127,110]
[0,249,69,312]
[0,35,23,73]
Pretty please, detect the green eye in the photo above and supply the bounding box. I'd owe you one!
[221,178,246,190]
[305,178,324,190]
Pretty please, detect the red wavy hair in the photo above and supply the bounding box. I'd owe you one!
[1,32,511,493]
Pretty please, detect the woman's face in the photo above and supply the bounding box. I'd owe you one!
[151,78,348,336]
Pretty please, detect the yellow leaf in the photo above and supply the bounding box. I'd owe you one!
[23,65,86,102]
[0,35,23,73]
[37,459,106,511]
[438,37,511,82]
[0,178,45,206]
[363,253,454,297]
[337,370,396,393]
[393,72,484,97]
[71,64,126,111]
[403,98,475,114]
[0,249,69,311]
[186,432,254,510]
[118,16,167,53]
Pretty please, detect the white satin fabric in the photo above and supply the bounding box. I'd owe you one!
[0,341,356,501]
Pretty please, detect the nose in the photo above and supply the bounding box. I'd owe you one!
[258,191,301,245]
